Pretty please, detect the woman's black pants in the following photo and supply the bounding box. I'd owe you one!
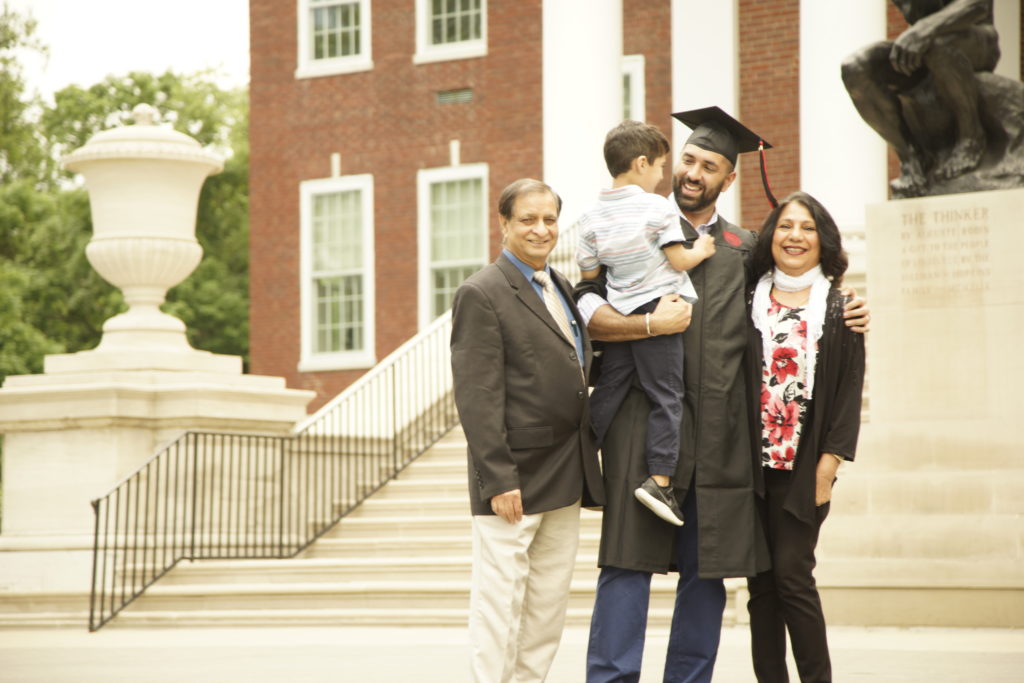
[747,467,831,683]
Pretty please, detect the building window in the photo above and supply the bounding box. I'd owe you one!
[296,0,373,79]
[417,164,489,328]
[430,0,482,45]
[299,174,375,371]
[414,0,487,64]
[622,54,646,121]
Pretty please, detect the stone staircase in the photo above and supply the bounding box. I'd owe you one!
[4,418,1019,630]
[0,426,737,629]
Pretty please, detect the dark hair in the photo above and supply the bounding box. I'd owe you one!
[498,178,562,219]
[603,120,671,178]
[751,191,848,284]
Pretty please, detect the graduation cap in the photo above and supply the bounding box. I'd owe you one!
[672,106,778,208]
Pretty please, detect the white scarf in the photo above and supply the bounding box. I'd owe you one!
[751,265,830,398]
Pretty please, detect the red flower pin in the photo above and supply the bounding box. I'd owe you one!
[723,230,742,246]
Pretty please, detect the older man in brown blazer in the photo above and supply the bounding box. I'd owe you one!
[451,178,605,682]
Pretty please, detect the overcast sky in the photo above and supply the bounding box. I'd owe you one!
[9,0,250,100]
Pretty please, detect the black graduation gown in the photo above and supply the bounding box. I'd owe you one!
[576,216,771,578]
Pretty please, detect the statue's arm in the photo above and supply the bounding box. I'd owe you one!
[891,0,991,75]
[904,0,990,42]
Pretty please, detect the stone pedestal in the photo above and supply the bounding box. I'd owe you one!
[0,106,316,616]
[865,188,1022,459]
[817,188,1024,627]
[0,371,314,602]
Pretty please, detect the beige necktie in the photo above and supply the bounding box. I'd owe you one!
[533,270,575,345]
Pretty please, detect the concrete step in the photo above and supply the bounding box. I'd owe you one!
[371,477,468,498]
[130,578,680,613]
[303,532,604,558]
[0,591,89,616]
[857,424,1020,471]
[816,557,1024,589]
[346,495,472,517]
[326,510,605,538]
[158,555,606,584]
[0,611,89,628]
[818,584,1023,628]
[833,470,1024,515]
[411,441,463,456]
[98,605,728,629]
[90,571,732,629]
[347,496,610,521]
[328,514,469,537]
[818,513,1023,560]
[388,459,466,481]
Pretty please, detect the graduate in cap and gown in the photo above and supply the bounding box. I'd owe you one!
[576,107,869,683]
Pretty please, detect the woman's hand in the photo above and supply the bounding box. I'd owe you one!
[815,454,841,506]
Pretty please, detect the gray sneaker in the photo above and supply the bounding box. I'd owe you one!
[634,477,685,526]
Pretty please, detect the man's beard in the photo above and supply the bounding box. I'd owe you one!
[673,175,723,213]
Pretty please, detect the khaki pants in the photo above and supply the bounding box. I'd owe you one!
[469,500,581,683]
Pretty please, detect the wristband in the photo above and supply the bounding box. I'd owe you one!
[645,313,652,336]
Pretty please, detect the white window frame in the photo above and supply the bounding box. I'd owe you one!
[413,0,487,65]
[298,174,376,371]
[296,0,373,79]
[416,163,490,329]
[622,54,646,121]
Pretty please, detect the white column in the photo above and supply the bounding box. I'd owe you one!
[671,0,739,222]
[542,0,622,229]
[800,0,887,283]
[994,0,1021,81]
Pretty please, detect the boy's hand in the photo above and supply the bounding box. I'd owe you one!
[694,234,716,259]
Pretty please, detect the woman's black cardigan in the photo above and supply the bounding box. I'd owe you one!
[744,284,867,525]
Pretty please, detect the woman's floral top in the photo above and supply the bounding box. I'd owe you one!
[760,293,815,470]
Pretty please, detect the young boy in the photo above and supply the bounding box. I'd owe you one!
[576,120,715,526]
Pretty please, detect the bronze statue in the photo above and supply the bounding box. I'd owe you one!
[843,0,1024,198]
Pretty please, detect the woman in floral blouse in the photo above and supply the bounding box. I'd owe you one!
[744,191,866,683]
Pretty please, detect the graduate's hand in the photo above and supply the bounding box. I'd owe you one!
[491,489,523,524]
[840,286,870,334]
[650,294,692,336]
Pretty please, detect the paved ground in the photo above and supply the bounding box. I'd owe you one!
[1,624,1022,682]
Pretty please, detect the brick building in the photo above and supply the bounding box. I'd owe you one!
[249,0,1023,410]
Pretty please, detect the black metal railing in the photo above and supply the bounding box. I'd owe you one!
[88,311,458,631]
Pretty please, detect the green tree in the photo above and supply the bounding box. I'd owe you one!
[42,70,245,175]
[0,2,52,185]
[0,180,115,367]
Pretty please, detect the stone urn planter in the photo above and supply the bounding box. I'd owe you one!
[54,103,235,372]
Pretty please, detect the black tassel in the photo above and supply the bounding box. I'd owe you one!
[759,141,778,209]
